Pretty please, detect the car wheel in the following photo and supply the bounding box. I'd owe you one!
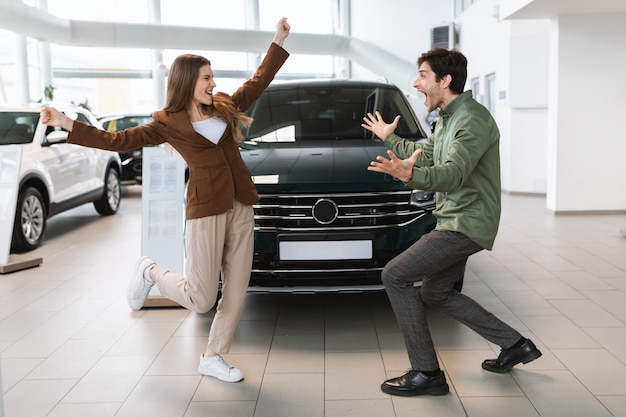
[94,167,121,215]
[12,186,47,252]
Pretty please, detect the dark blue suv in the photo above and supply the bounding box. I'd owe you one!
[240,79,438,292]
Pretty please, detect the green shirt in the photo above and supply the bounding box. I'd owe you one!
[385,90,501,250]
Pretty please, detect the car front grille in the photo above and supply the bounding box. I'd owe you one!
[254,191,432,231]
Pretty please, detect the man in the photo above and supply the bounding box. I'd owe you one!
[361,48,542,397]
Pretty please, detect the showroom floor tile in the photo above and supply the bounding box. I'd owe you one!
[1,187,626,417]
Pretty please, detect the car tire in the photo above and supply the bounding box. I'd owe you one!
[94,167,121,215]
[12,186,47,253]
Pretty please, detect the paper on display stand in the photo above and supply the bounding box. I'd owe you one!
[141,145,186,304]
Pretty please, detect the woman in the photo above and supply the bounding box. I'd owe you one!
[40,17,291,383]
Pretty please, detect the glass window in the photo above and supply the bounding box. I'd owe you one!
[454,0,476,17]
[0,111,38,145]
[48,0,151,23]
[485,72,496,115]
[470,76,481,104]
[244,82,424,142]
[259,0,335,34]
[1,0,339,113]
[0,29,16,103]
[160,0,246,27]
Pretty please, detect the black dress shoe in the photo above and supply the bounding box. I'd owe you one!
[381,370,449,397]
[482,338,542,373]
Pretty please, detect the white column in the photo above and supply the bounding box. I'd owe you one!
[38,41,52,101]
[36,0,52,101]
[15,33,29,103]
[149,0,165,107]
[333,0,351,78]
[245,0,261,71]
[546,14,626,212]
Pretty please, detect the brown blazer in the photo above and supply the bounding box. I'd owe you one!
[69,43,289,220]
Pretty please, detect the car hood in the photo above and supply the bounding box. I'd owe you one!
[240,140,407,193]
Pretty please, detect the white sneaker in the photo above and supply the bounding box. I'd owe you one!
[128,256,155,311]
[198,354,244,382]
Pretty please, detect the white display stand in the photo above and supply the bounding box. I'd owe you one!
[0,146,42,274]
[141,146,186,307]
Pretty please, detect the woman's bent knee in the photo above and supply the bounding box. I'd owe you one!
[191,296,217,314]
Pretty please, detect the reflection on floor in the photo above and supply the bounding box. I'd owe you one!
[1,187,626,417]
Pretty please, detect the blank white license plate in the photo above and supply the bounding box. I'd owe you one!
[279,239,373,261]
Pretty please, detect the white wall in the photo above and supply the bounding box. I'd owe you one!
[349,0,452,94]
[547,14,626,212]
[501,19,551,194]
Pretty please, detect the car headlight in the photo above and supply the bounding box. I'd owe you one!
[409,190,435,208]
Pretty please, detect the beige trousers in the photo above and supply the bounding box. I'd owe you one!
[151,200,254,354]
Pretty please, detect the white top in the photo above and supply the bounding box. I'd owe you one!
[191,117,227,144]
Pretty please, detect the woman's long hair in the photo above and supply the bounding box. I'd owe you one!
[163,53,252,141]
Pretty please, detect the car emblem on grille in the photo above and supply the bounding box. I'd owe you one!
[312,198,338,224]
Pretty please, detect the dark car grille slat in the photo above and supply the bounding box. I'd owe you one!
[253,191,432,230]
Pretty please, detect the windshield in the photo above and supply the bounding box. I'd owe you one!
[243,83,425,143]
[0,112,38,145]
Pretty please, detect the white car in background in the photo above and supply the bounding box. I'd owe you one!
[0,104,122,252]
